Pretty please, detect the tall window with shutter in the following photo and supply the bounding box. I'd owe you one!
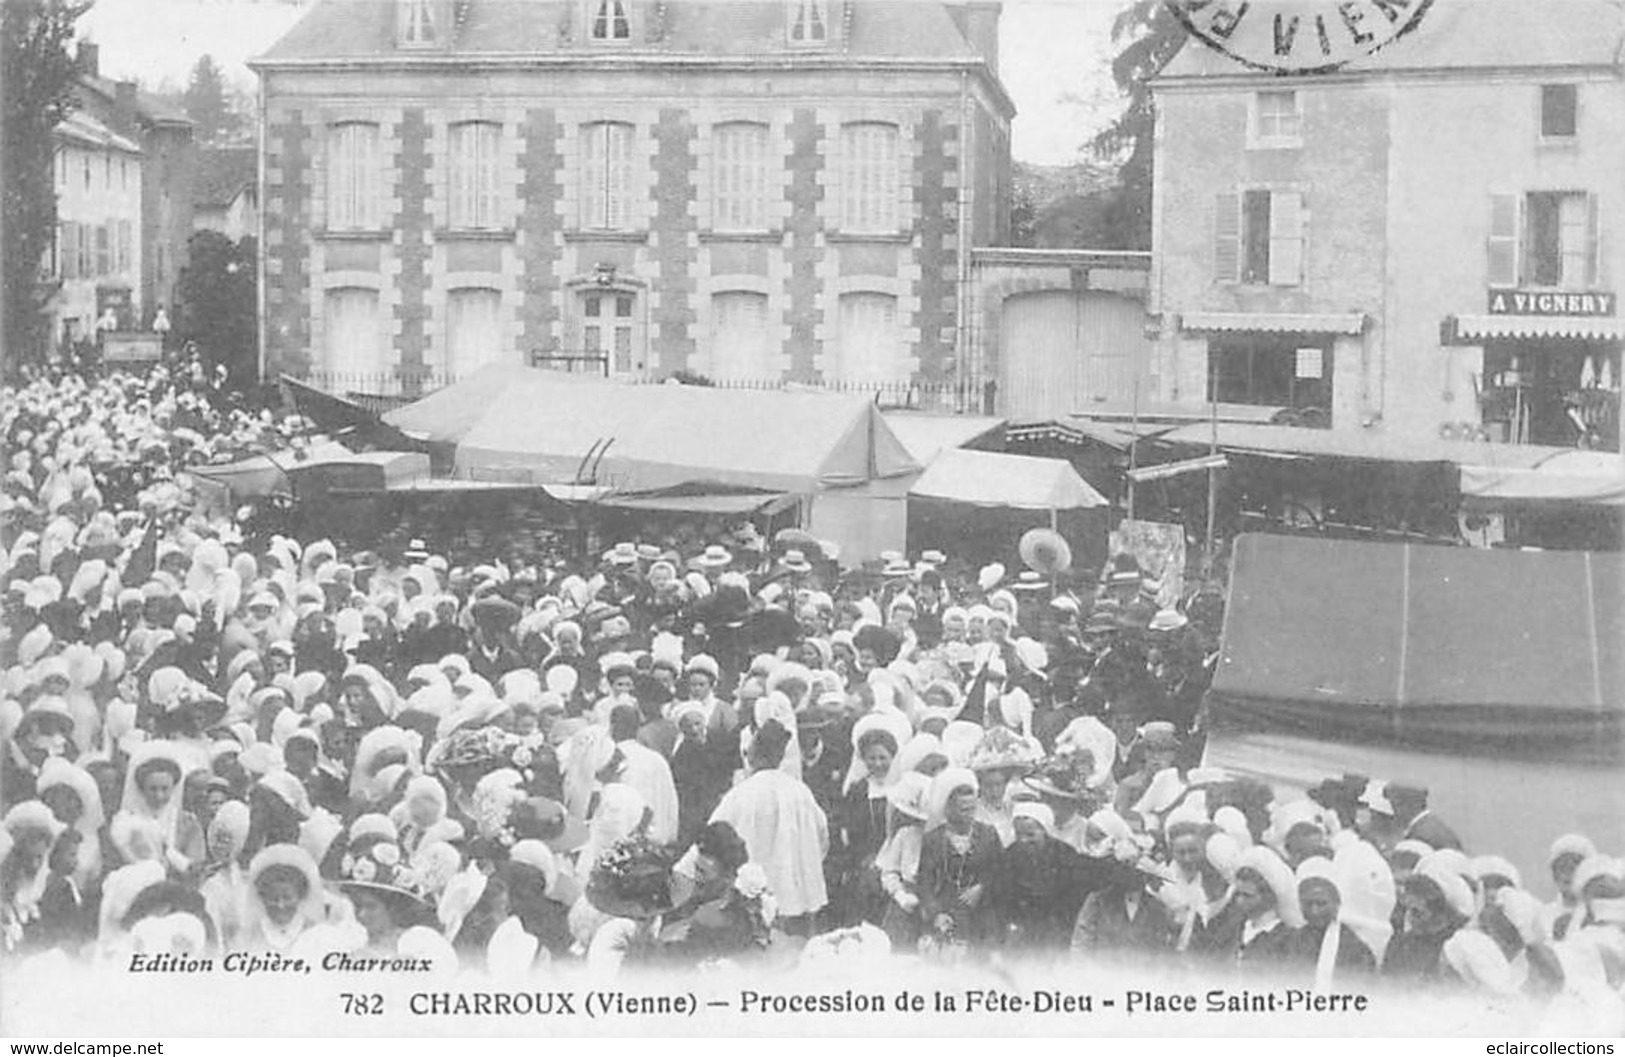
[329,122,381,230]
[58,222,74,279]
[116,220,133,274]
[589,0,631,40]
[581,122,634,231]
[788,0,828,44]
[398,0,438,45]
[839,123,901,235]
[77,224,92,279]
[450,122,502,230]
[1487,194,1522,287]
[1214,189,1305,286]
[446,288,503,379]
[1489,191,1603,289]
[835,292,903,383]
[324,288,382,381]
[712,123,769,232]
[711,291,772,379]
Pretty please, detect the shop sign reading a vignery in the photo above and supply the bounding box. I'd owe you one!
[1487,290,1618,317]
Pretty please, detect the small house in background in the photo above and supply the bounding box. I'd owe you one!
[49,110,142,348]
[72,41,196,331]
[192,146,259,242]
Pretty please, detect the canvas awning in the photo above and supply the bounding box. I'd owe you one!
[881,412,1004,466]
[189,440,355,498]
[908,449,1107,510]
[1158,422,1570,467]
[1209,534,1622,755]
[383,366,920,494]
[1453,314,1625,342]
[1180,311,1367,335]
[1460,450,1625,505]
[599,490,794,515]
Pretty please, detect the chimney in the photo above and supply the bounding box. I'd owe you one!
[114,81,138,136]
[76,40,99,77]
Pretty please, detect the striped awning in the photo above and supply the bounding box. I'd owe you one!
[1180,311,1367,335]
[1452,315,1625,342]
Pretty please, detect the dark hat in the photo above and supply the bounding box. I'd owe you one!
[1385,783,1428,805]
[752,718,792,760]
[795,700,843,732]
[470,594,522,629]
[508,797,588,854]
[852,624,901,665]
[1023,747,1099,802]
[586,835,675,920]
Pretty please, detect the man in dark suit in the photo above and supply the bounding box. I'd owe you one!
[1388,784,1464,852]
[1070,860,1178,960]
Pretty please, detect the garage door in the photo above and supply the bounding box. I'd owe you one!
[999,290,1150,419]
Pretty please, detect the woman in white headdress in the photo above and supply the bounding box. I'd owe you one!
[568,783,652,949]
[35,756,105,888]
[116,741,206,874]
[199,800,252,948]
[1294,856,1378,989]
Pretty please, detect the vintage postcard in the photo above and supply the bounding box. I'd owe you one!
[1,0,1621,1040]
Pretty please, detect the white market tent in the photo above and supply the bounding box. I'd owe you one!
[908,448,1107,510]
[382,366,922,561]
[384,365,919,494]
[905,449,1109,570]
[881,412,1005,467]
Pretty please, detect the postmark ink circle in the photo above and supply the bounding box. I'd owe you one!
[1166,0,1437,75]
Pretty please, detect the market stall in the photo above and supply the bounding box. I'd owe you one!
[905,448,1109,572]
[1203,533,1624,894]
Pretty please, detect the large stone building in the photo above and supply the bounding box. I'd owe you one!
[253,0,1014,396]
[1149,0,1623,451]
[49,111,142,345]
[73,42,196,330]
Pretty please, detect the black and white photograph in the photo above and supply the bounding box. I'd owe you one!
[0,0,1621,1040]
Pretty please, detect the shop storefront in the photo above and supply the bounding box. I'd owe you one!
[1448,291,1623,452]
[1180,312,1367,430]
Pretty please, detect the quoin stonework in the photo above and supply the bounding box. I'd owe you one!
[252,0,1015,395]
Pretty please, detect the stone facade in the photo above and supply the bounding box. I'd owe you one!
[1150,5,1625,446]
[255,2,1013,394]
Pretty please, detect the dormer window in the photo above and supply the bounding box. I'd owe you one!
[590,0,631,41]
[398,0,438,46]
[788,0,828,45]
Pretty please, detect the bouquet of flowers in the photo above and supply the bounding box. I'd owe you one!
[797,923,891,968]
[732,863,777,949]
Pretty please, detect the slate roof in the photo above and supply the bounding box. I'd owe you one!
[256,0,982,64]
[193,147,257,208]
[77,75,193,127]
[55,110,142,155]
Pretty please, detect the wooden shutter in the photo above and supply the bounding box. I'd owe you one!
[1584,192,1602,287]
[477,124,500,228]
[1487,193,1520,287]
[606,124,632,230]
[1268,190,1304,286]
[59,222,73,279]
[450,125,474,227]
[1213,192,1240,283]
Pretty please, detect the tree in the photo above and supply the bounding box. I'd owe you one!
[183,54,237,144]
[1088,0,1189,250]
[1,0,91,375]
[177,230,257,387]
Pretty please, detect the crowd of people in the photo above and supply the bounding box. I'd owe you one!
[1,362,1621,1030]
